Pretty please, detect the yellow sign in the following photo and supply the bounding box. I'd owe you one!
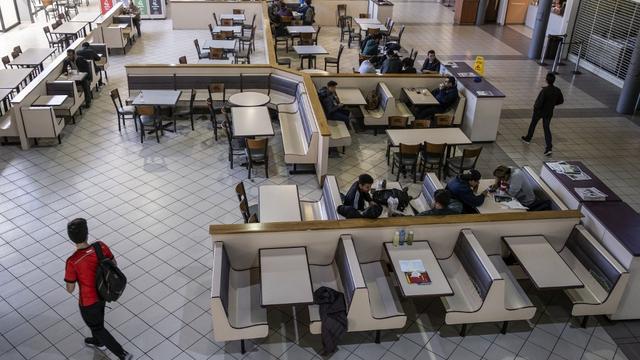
[473,56,485,76]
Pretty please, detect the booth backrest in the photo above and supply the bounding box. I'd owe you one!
[422,173,444,206]
[241,73,270,92]
[128,75,175,91]
[566,226,621,292]
[113,15,133,25]
[211,242,231,318]
[176,75,242,91]
[322,175,342,220]
[523,166,568,210]
[454,230,494,300]
[297,88,316,143]
[453,93,465,126]
[377,82,393,112]
[335,236,365,311]
[271,74,299,97]
[46,81,76,97]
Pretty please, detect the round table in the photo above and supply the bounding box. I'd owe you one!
[228,92,271,107]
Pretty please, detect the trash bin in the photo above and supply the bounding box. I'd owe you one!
[544,34,565,60]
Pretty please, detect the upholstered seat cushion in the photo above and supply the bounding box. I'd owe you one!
[560,249,608,305]
[279,112,309,156]
[359,261,405,319]
[393,153,418,165]
[245,149,266,161]
[489,255,534,311]
[438,255,483,313]
[269,92,295,106]
[228,268,268,328]
[118,105,136,115]
[325,57,338,63]
[328,120,351,148]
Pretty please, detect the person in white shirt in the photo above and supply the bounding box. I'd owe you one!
[358,56,378,73]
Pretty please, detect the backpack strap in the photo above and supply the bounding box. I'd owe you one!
[92,242,105,261]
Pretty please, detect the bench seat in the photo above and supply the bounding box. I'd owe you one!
[360,261,405,321]
[360,82,397,128]
[439,256,483,313]
[308,263,343,334]
[269,91,295,106]
[396,102,415,123]
[0,112,18,137]
[489,255,536,315]
[328,120,351,148]
[227,268,268,329]
[280,111,310,160]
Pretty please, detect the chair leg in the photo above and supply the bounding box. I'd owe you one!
[396,164,401,181]
[248,161,252,179]
[117,114,122,132]
[240,340,246,354]
[501,321,509,334]
[374,330,381,344]
[460,324,467,337]
[581,315,589,328]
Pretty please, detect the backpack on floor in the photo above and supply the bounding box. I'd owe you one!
[93,243,127,302]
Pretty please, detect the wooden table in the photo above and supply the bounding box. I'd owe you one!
[201,39,237,50]
[7,48,55,70]
[211,25,242,33]
[58,72,88,82]
[386,128,471,147]
[259,184,302,223]
[336,88,367,105]
[475,179,527,214]
[231,106,274,137]
[503,235,583,290]
[260,247,313,306]
[0,69,33,91]
[70,12,101,30]
[402,87,439,105]
[228,91,270,107]
[51,22,88,46]
[131,90,182,132]
[384,241,453,297]
[293,45,328,69]
[286,25,316,34]
[31,95,68,107]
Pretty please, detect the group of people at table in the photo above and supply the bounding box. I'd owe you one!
[339,166,548,219]
[61,42,103,107]
[269,0,315,35]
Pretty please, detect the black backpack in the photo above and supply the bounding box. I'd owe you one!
[93,243,127,302]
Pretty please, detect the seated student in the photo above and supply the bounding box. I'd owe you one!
[414,76,459,121]
[417,189,463,216]
[76,42,103,85]
[381,50,402,74]
[302,0,315,25]
[446,169,487,213]
[62,49,92,107]
[491,165,550,210]
[421,50,441,73]
[358,55,378,73]
[277,2,292,17]
[361,34,381,56]
[400,57,417,74]
[318,81,351,124]
[337,174,383,218]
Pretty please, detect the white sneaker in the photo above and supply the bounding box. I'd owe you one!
[544,150,553,156]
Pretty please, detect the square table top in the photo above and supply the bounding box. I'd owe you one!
[475,179,527,214]
[259,184,302,223]
[386,128,472,147]
[202,39,237,50]
[70,12,101,23]
[51,21,87,34]
[8,48,55,67]
[293,45,328,55]
[131,90,182,106]
[211,25,242,33]
[260,247,313,306]
[354,17,381,25]
[31,95,68,107]
[231,106,274,137]
[220,13,246,21]
[503,235,583,290]
[286,25,316,34]
[58,72,88,82]
[0,69,33,89]
[402,87,439,105]
[359,23,388,32]
[197,58,233,64]
[385,241,453,297]
[336,88,367,105]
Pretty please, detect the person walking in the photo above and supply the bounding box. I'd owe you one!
[64,218,132,360]
[521,72,564,156]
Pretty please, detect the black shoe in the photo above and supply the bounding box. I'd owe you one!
[120,351,133,360]
[84,338,106,351]
[521,136,531,144]
[544,150,553,156]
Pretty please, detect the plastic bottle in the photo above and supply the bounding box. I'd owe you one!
[392,231,400,247]
[66,65,71,76]
[399,229,405,246]
[407,231,414,246]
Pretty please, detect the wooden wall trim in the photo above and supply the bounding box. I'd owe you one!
[262,1,277,66]
[209,210,582,235]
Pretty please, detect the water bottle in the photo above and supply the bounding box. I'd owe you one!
[499,180,508,196]
[139,91,144,103]
[407,231,414,246]
[392,231,400,247]
[66,65,71,76]
[399,229,405,246]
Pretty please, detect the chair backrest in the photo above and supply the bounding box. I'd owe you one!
[399,143,419,157]
[110,88,123,108]
[235,181,247,202]
[213,12,218,26]
[387,19,394,33]
[299,32,313,44]
[358,13,367,18]
[194,39,202,57]
[11,51,19,59]
[209,47,225,59]
[213,32,225,40]
[280,15,292,24]
[410,49,417,63]
[52,21,61,29]
[314,26,321,43]
[454,230,495,301]
[397,25,405,39]
[566,226,622,292]
[337,44,344,59]
[367,28,380,36]
[13,46,22,54]
[136,105,155,116]
[221,30,234,40]
[388,115,408,128]
[221,18,233,26]
[413,119,429,128]
[1,56,9,68]
[246,138,268,161]
[239,201,251,223]
[208,83,226,102]
[178,56,187,64]
[337,4,347,13]
[461,146,482,169]
[233,8,244,14]
[248,213,258,223]
[424,141,446,161]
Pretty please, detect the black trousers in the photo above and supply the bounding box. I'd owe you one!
[79,301,125,358]
[525,113,553,151]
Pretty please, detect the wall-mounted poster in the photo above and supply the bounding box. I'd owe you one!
[146,0,165,18]
[100,0,113,14]
[132,0,148,16]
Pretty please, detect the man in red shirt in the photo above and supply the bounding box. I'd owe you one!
[64,218,132,360]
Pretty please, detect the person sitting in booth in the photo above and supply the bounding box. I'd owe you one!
[446,169,487,213]
[358,55,379,73]
[337,174,382,219]
[361,33,382,56]
[381,50,402,74]
[417,189,463,216]
[318,80,351,124]
[492,165,551,210]
[76,42,103,86]
[414,76,459,121]
[421,49,441,73]
[62,49,92,108]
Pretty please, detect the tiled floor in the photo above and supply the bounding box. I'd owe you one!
[1,2,640,360]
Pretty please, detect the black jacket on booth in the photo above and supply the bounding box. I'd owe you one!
[313,286,347,354]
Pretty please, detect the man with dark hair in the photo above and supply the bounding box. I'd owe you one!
[380,50,402,74]
[400,57,417,74]
[64,218,132,360]
[492,165,535,206]
[414,76,459,121]
[62,49,92,107]
[76,42,103,86]
[446,169,487,213]
[318,80,351,124]
[343,174,374,211]
[521,72,564,156]
[421,50,441,73]
[417,189,462,216]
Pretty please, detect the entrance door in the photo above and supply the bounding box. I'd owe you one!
[505,0,528,24]
[485,0,500,22]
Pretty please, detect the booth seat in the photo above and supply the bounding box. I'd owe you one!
[87,60,100,93]
[277,88,319,165]
[409,172,444,214]
[360,82,397,130]
[104,25,130,54]
[211,242,268,352]
[435,92,466,126]
[300,175,343,221]
[395,102,415,123]
[46,81,84,123]
[308,235,406,340]
[327,120,351,151]
[559,225,629,324]
[89,43,109,83]
[439,230,536,335]
[0,110,19,141]
[522,166,569,210]
[20,107,65,144]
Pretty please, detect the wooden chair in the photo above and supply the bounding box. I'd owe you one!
[136,105,160,143]
[212,32,225,40]
[272,24,289,52]
[358,13,368,18]
[245,138,269,179]
[221,18,234,26]
[386,25,405,47]
[223,119,246,169]
[110,88,137,133]
[212,12,218,26]
[339,15,352,42]
[386,116,408,163]
[240,25,255,51]
[419,142,447,180]
[242,14,256,37]
[247,213,258,223]
[10,51,19,60]
[174,89,196,131]
[367,28,380,36]
[336,4,347,26]
[1,56,10,69]
[235,181,259,222]
[313,26,321,45]
[445,146,483,177]
[221,30,234,40]
[209,47,225,60]
[274,44,291,68]
[298,33,316,68]
[324,44,344,73]
[434,114,454,127]
[194,39,209,59]
[391,143,420,182]
[12,46,22,55]
[178,56,187,64]
[413,119,429,129]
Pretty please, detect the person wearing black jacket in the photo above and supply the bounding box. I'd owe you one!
[62,49,92,107]
[421,50,441,73]
[77,42,103,86]
[343,174,373,211]
[318,81,351,124]
[414,76,459,120]
[380,50,402,74]
[521,72,564,156]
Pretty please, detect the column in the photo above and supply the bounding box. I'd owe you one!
[616,32,640,114]
[475,0,488,25]
[528,0,553,59]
